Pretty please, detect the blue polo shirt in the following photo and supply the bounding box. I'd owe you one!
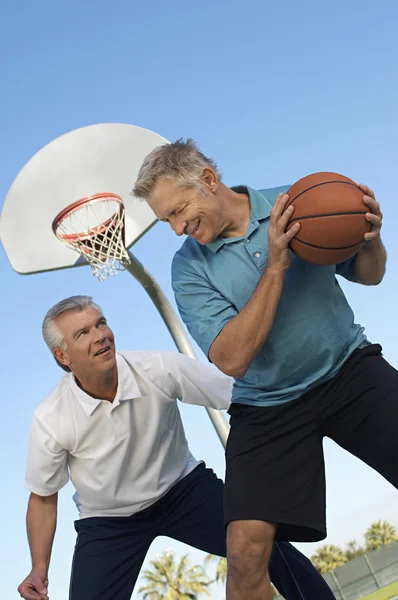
[172,185,369,407]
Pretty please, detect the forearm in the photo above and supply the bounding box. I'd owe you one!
[354,237,387,285]
[26,493,58,572]
[209,267,285,377]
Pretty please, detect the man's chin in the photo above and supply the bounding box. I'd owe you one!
[198,233,216,245]
[96,353,117,370]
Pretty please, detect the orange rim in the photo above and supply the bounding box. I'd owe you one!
[52,192,124,241]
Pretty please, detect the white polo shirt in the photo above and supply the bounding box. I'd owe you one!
[25,351,232,519]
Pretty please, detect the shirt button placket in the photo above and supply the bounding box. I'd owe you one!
[112,406,129,438]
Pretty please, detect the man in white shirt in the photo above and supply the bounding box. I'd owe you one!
[18,295,335,600]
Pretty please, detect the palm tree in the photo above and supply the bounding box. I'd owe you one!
[311,544,348,574]
[345,539,365,561]
[365,520,398,551]
[311,544,347,600]
[204,554,280,597]
[139,548,212,599]
[204,554,227,584]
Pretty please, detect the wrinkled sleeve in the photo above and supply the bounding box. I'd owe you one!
[160,352,233,410]
[172,252,238,358]
[24,414,69,496]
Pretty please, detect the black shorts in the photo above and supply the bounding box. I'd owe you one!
[69,464,336,600]
[224,344,398,542]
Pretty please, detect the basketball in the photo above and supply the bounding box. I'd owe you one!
[286,172,371,265]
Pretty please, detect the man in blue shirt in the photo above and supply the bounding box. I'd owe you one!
[134,139,397,600]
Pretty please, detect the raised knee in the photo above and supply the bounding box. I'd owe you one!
[226,520,275,580]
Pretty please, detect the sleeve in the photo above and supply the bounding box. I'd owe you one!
[160,352,233,410]
[336,255,357,282]
[172,253,238,358]
[24,414,69,496]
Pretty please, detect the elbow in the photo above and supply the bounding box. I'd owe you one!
[354,251,387,286]
[211,357,249,379]
[356,271,385,286]
[372,265,386,285]
[224,364,249,379]
[369,276,384,286]
[209,340,251,379]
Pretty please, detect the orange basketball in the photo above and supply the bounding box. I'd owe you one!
[286,172,371,265]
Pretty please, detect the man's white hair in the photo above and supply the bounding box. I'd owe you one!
[132,138,222,200]
[42,295,104,372]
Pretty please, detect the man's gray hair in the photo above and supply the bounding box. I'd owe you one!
[42,295,104,372]
[132,138,222,200]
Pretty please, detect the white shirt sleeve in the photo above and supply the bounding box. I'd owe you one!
[24,413,69,496]
[160,352,233,410]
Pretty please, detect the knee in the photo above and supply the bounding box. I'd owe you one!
[226,520,275,581]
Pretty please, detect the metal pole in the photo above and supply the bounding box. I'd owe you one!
[125,250,230,447]
[363,553,381,589]
[330,571,346,600]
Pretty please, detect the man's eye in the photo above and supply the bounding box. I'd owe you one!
[99,321,107,327]
[79,330,87,338]
[170,206,185,217]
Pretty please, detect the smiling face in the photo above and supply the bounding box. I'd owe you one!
[147,170,227,245]
[53,306,116,378]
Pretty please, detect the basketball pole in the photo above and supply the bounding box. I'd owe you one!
[125,249,230,448]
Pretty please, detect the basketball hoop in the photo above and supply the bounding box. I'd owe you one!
[52,193,131,282]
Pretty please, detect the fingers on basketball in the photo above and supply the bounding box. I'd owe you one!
[271,193,289,221]
[285,220,300,241]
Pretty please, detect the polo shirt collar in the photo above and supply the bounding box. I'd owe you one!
[69,352,142,416]
[207,186,272,253]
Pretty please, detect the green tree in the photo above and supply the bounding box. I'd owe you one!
[365,520,398,551]
[204,555,227,584]
[311,544,348,574]
[139,549,212,599]
[345,540,365,561]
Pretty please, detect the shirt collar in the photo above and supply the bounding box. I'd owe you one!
[206,186,273,253]
[69,352,142,416]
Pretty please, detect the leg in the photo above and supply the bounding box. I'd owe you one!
[156,463,336,599]
[226,519,276,600]
[69,514,154,600]
[322,345,398,488]
[158,464,276,599]
[224,401,327,600]
[156,463,227,556]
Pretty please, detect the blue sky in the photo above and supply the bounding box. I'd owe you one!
[1,1,397,598]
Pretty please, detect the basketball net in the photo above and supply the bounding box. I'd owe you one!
[52,193,131,282]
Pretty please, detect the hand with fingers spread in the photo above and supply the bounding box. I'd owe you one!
[267,193,300,272]
[359,183,383,242]
[18,569,49,600]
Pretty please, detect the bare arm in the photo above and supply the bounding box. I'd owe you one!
[354,236,386,285]
[350,185,386,285]
[209,193,300,378]
[209,267,286,378]
[18,492,58,600]
[27,492,58,572]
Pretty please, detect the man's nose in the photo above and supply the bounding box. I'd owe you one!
[94,331,107,343]
[170,217,187,237]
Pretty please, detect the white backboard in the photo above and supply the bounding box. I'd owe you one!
[0,123,169,274]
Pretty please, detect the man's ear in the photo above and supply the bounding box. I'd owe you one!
[54,347,71,369]
[202,167,218,193]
